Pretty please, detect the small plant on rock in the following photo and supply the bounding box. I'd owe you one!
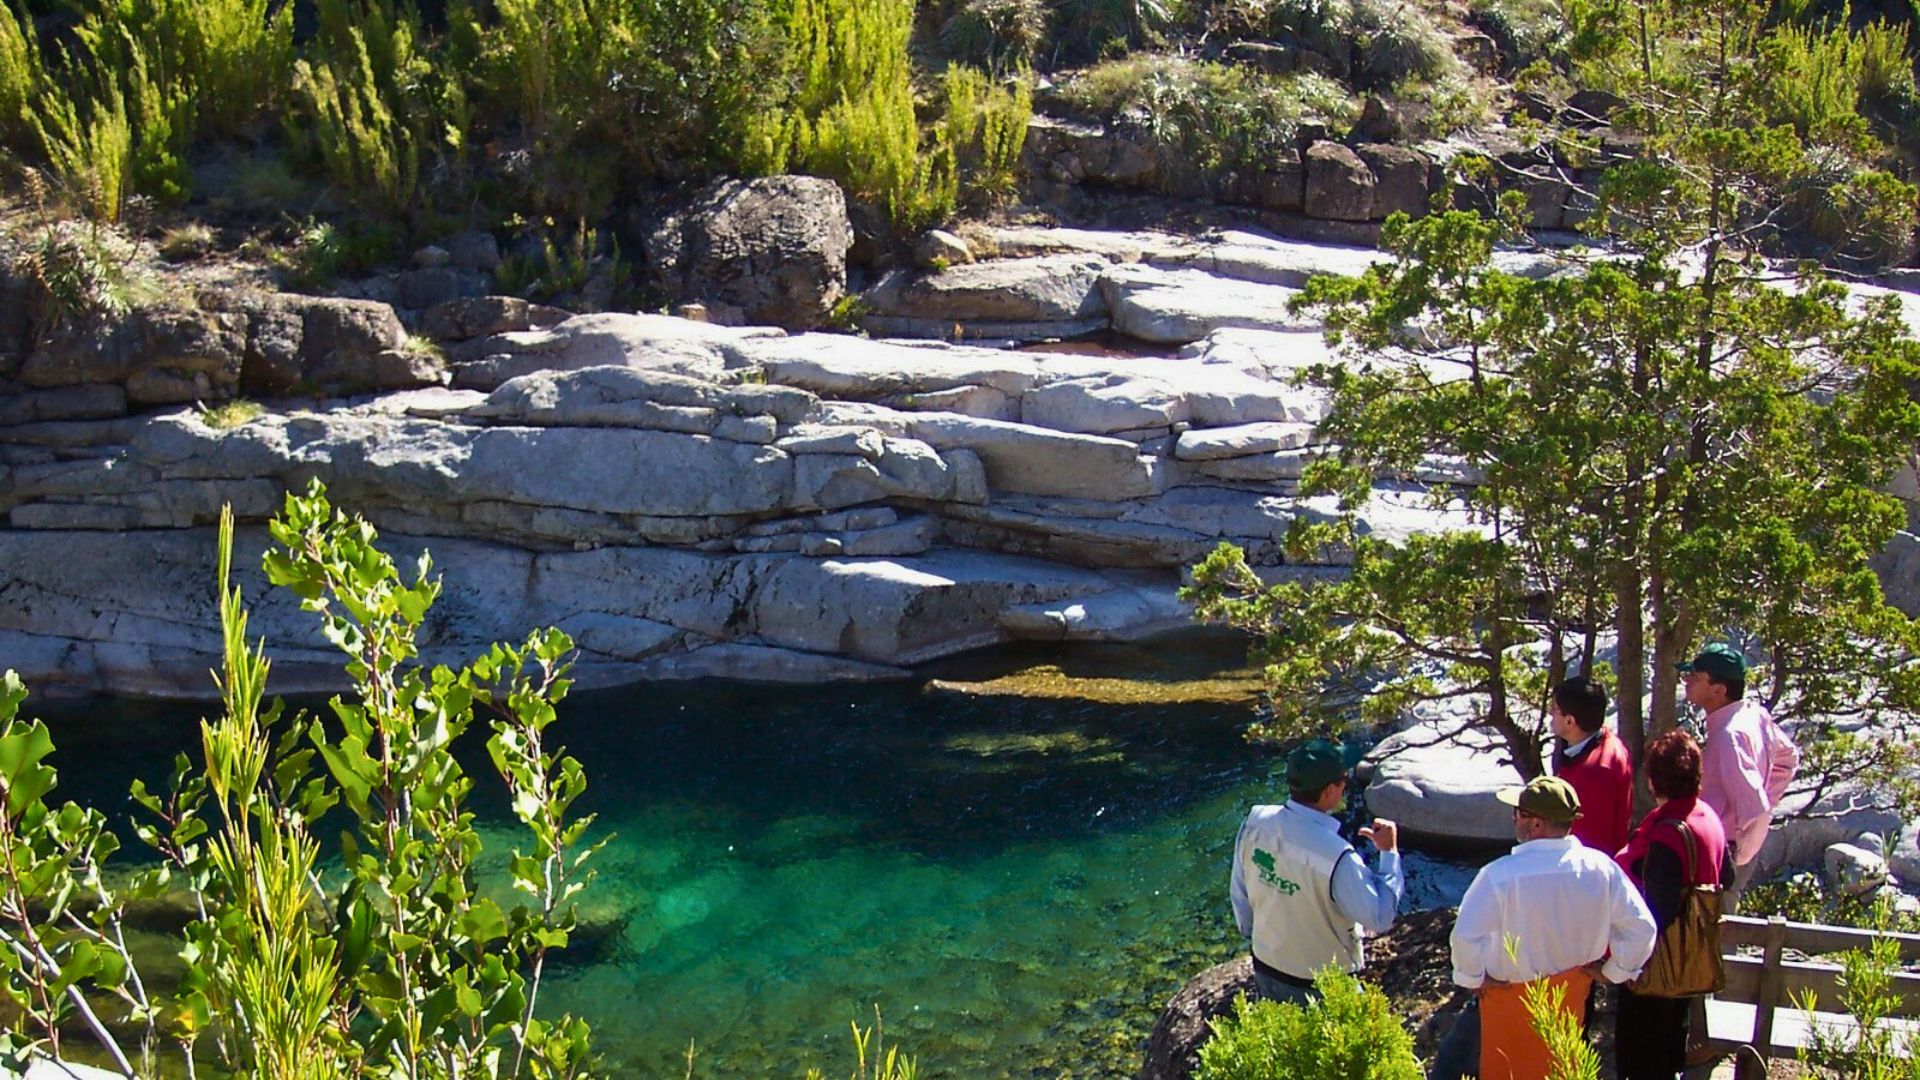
[196,398,265,429]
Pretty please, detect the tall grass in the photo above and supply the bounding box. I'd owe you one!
[30,58,135,221]
[288,0,464,220]
[0,0,37,151]
[1761,18,1915,143]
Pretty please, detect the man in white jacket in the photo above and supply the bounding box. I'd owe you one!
[1231,739,1402,1005]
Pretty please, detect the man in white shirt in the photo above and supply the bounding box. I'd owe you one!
[1231,739,1403,1005]
[1428,777,1656,1080]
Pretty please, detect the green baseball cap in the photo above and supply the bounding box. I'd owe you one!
[1676,642,1747,683]
[1497,776,1583,825]
[1286,739,1347,791]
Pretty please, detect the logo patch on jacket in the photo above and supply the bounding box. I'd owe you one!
[1252,848,1300,894]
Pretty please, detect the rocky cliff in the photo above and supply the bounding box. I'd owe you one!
[5,219,1919,702]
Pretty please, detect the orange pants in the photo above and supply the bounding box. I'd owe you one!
[1478,969,1594,1080]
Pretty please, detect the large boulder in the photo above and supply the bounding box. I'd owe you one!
[646,176,853,328]
[860,253,1113,328]
[1136,956,1255,1080]
[1304,142,1375,222]
[1825,841,1891,897]
[202,292,433,398]
[1362,720,1524,848]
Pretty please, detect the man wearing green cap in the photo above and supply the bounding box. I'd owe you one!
[1230,738,1403,1005]
[1680,642,1799,910]
[1434,776,1656,1080]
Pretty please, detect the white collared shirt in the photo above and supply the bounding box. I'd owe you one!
[1450,835,1656,988]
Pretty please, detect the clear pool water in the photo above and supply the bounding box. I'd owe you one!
[43,639,1472,1079]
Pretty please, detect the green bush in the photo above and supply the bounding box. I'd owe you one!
[474,0,784,217]
[0,484,601,1078]
[287,0,461,220]
[12,217,156,329]
[1467,0,1566,69]
[86,0,291,139]
[1254,0,1463,88]
[270,217,401,290]
[1194,972,1422,1080]
[1759,18,1914,146]
[29,63,135,222]
[940,0,1050,72]
[1063,54,1356,179]
[0,1,38,151]
[933,65,1033,207]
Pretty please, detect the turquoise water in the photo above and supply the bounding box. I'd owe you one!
[45,640,1471,1079]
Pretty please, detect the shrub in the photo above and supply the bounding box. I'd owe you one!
[1194,971,1422,1080]
[196,397,265,429]
[746,0,941,226]
[495,224,632,308]
[157,222,215,261]
[1062,54,1356,181]
[1467,0,1566,69]
[0,0,38,151]
[0,484,601,1078]
[940,0,1049,72]
[12,218,155,329]
[85,0,292,139]
[1793,902,1920,1080]
[270,217,400,290]
[1744,872,1920,934]
[932,65,1033,208]
[476,0,784,216]
[288,0,468,221]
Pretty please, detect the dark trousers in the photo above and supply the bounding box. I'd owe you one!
[1616,987,1692,1080]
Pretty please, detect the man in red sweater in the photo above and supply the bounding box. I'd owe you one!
[1551,675,1633,855]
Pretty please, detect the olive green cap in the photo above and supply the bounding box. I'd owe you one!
[1497,775,1583,825]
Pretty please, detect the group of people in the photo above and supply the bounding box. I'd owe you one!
[1230,643,1800,1080]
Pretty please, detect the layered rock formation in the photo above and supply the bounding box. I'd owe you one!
[3,229,1493,698]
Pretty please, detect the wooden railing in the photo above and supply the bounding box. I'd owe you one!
[1707,915,1920,1059]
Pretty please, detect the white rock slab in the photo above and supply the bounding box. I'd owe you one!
[1174,422,1317,461]
[1101,265,1320,345]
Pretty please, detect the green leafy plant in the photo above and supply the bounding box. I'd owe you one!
[271,217,400,291]
[940,0,1049,72]
[1744,873,1920,934]
[1793,901,1920,1080]
[1522,977,1601,1080]
[196,398,265,429]
[0,483,604,1078]
[493,224,629,307]
[1061,55,1356,185]
[1193,970,1422,1080]
[12,218,155,330]
[0,0,39,152]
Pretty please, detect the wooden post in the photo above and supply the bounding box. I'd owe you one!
[1752,916,1788,1057]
